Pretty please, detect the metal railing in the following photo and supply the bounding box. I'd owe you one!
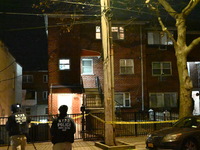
[0,111,179,146]
[95,76,104,105]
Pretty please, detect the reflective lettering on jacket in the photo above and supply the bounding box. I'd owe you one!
[15,114,27,124]
[57,118,71,131]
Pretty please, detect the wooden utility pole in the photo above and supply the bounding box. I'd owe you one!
[100,0,115,146]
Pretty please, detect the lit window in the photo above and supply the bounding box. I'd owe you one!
[120,59,134,74]
[59,59,70,70]
[115,92,131,107]
[43,75,48,83]
[96,26,101,39]
[23,75,33,83]
[149,92,177,108]
[82,59,93,75]
[96,26,124,40]
[152,62,172,76]
[148,31,173,45]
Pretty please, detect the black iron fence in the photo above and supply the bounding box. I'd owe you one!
[0,111,179,146]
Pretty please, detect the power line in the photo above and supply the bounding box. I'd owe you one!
[0,74,22,83]
[0,11,99,17]
[0,61,16,73]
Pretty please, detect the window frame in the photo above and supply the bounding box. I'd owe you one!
[95,26,125,40]
[43,91,48,100]
[59,59,70,70]
[149,92,177,108]
[120,59,134,75]
[25,90,37,100]
[152,61,172,76]
[43,75,48,83]
[115,92,131,107]
[81,59,94,75]
[23,75,33,83]
[147,31,173,45]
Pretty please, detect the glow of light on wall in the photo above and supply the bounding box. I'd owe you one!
[58,94,73,114]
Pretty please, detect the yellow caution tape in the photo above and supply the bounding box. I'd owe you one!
[89,113,178,125]
[30,114,88,124]
[30,113,177,125]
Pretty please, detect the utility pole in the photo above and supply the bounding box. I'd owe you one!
[100,0,115,146]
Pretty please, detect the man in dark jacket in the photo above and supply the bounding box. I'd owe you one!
[50,105,76,150]
[6,103,31,150]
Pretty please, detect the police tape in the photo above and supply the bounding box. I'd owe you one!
[30,113,177,125]
[89,113,178,125]
[30,114,88,124]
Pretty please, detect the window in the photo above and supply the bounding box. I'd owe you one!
[115,92,131,107]
[96,26,101,39]
[23,75,33,83]
[149,92,177,108]
[43,91,48,100]
[45,108,48,114]
[148,31,173,45]
[43,75,48,83]
[25,90,36,100]
[59,59,70,70]
[96,26,124,40]
[112,27,124,40]
[152,62,172,76]
[82,59,93,75]
[120,59,134,74]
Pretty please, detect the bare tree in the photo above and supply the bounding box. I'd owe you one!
[147,0,200,118]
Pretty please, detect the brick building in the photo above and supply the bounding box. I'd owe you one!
[22,70,49,115]
[47,16,200,115]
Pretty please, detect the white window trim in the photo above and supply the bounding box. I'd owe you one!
[96,26,125,40]
[152,61,172,76]
[120,59,134,75]
[148,31,173,45]
[81,59,94,75]
[115,92,131,107]
[59,59,70,70]
[23,75,33,83]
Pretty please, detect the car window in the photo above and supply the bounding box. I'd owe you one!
[174,117,198,128]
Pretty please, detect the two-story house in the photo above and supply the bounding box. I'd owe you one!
[46,16,200,115]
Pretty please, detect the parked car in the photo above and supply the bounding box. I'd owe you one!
[146,115,200,150]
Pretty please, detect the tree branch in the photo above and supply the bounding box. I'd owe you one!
[186,37,200,55]
[182,0,200,16]
[158,17,177,47]
[158,0,177,18]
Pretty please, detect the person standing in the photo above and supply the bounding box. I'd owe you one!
[6,103,31,150]
[50,105,76,150]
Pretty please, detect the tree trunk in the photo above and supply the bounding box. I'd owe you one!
[174,15,194,118]
[176,49,193,118]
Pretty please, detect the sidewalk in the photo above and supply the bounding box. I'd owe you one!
[1,136,147,150]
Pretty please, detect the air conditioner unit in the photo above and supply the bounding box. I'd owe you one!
[159,45,167,50]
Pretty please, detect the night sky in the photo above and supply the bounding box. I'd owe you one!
[0,0,200,71]
[0,0,48,71]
